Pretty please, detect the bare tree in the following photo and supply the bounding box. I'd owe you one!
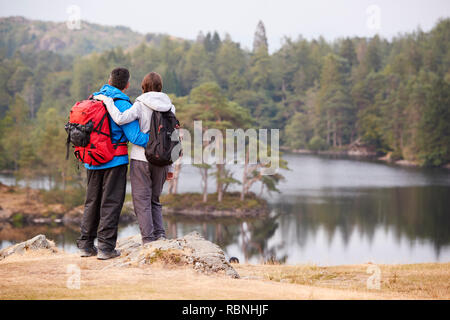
[167,159,182,194]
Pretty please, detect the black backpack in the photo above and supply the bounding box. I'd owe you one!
[145,110,182,166]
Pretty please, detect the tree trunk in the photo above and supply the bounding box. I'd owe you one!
[202,167,208,203]
[241,149,249,201]
[281,79,287,102]
[337,121,342,147]
[241,223,249,264]
[168,220,177,238]
[168,160,182,194]
[333,121,337,147]
[326,118,330,146]
[217,163,223,202]
[259,183,264,197]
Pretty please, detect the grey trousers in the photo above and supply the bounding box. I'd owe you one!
[130,159,168,243]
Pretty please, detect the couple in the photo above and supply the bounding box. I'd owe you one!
[76,67,175,260]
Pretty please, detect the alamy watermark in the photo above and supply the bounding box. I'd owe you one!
[366,264,381,290]
[66,5,82,30]
[366,4,381,32]
[174,121,280,175]
[66,264,81,289]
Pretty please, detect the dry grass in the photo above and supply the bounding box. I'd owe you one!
[137,247,192,266]
[235,263,450,300]
[1,251,448,300]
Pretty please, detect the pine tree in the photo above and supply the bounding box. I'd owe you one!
[317,54,355,147]
[1,94,30,171]
[253,20,268,53]
[339,38,358,68]
[418,77,450,166]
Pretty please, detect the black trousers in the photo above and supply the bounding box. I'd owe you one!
[76,164,127,252]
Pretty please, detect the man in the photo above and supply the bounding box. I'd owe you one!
[76,67,149,260]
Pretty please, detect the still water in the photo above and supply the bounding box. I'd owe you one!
[1,154,449,265]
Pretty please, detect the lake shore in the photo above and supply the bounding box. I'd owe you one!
[0,184,269,226]
[0,248,448,299]
[282,147,450,169]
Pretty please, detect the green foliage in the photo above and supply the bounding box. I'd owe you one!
[417,78,450,166]
[1,94,30,170]
[308,136,327,151]
[0,16,449,186]
[11,212,24,227]
[284,112,312,149]
[40,187,86,210]
[16,140,39,186]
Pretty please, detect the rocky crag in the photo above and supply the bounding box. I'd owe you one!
[109,231,239,278]
[0,232,240,279]
[0,234,58,261]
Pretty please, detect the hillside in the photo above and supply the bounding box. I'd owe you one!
[0,16,170,56]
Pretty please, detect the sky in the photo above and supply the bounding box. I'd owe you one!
[1,0,449,52]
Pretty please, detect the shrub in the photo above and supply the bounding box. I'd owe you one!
[309,136,327,151]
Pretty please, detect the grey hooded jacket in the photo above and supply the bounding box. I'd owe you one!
[95,92,176,171]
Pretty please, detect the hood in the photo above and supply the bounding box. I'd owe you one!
[93,84,131,101]
[136,92,174,112]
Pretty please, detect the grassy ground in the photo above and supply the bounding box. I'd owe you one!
[0,251,448,300]
[236,263,450,299]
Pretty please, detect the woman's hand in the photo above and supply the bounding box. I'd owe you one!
[94,94,114,107]
[166,172,174,180]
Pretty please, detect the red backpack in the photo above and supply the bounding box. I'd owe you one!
[65,96,128,166]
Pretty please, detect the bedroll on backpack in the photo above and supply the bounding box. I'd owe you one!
[65,97,128,166]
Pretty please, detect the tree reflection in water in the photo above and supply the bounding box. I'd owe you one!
[1,185,449,264]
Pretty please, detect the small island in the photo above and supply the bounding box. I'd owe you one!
[161,192,269,219]
[0,183,269,226]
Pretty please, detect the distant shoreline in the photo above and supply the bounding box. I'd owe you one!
[280,146,450,169]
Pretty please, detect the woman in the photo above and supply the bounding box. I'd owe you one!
[96,72,175,244]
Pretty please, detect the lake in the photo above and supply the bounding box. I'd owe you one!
[1,153,450,266]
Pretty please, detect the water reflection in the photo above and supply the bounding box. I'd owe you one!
[1,154,450,265]
[269,186,450,264]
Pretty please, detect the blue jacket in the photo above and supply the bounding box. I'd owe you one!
[85,84,149,170]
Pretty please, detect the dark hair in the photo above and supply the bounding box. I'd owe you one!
[141,72,163,93]
[109,67,130,90]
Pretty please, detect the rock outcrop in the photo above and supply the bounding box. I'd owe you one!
[0,232,239,279]
[109,231,240,279]
[0,234,58,261]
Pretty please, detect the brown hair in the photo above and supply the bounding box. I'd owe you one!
[109,67,130,90]
[141,72,163,93]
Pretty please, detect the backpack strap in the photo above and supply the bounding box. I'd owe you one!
[88,95,129,102]
[65,125,71,160]
[93,114,109,136]
[94,96,129,155]
[114,132,127,148]
[113,97,130,102]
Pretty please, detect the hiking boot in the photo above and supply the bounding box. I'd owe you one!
[97,249,121,260]
[79,245,98,257]
[156,235,167,241]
